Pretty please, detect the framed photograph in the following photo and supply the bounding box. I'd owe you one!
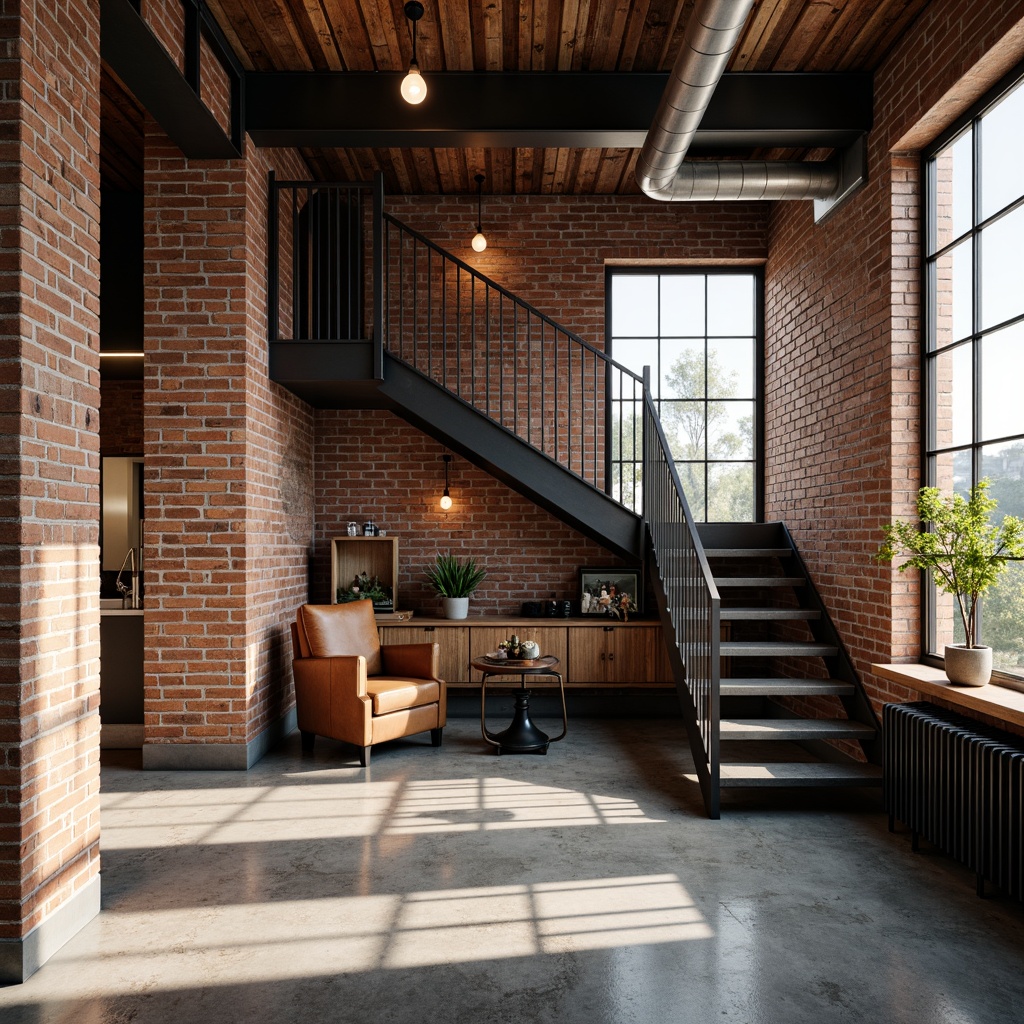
[578,567,642,620]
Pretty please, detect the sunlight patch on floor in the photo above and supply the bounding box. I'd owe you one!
[385,777,662,834]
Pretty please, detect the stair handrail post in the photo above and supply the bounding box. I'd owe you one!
[372,171,384,378]
[267,170,279,343]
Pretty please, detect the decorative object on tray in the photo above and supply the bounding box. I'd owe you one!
[425,551,487,620]
[877,479,1024,687]
[337,572,394,612]
[578,567,641,621]
[498,634,540,660]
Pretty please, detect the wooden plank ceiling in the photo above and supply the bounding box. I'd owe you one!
[111,0,932,194]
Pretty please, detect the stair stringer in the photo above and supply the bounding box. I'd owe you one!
[378,352,645,562]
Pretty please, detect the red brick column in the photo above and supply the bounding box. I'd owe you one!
[142,132,312,768]
[0,0,101,982]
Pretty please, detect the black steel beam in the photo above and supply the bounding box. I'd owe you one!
[245,72,871,150]
[101,0,240,159]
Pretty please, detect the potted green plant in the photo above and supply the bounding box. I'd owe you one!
[877,479,1024,686]
[425,552,487,620]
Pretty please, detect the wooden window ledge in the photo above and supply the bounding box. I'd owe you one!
[873,663,1024,730]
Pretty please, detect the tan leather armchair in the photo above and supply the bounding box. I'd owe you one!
[290,601,446,767]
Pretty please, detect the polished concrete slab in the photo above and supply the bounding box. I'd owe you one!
[1,716,1022,1023]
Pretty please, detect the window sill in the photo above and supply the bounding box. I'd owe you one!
[873,662,1024,729]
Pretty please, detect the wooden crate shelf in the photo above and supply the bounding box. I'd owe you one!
[330,537,400,610]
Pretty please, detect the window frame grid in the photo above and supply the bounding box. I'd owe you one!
[605,267,764,523]
[922,58,1024,671]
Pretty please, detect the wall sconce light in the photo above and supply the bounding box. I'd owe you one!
[440,453,453,510]
[471,174,487,252]
[401,2,427,105]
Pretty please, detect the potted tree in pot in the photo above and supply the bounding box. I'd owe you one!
[425,552,487,620]
[877,479,1024,686]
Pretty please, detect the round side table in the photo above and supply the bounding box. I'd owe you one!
[471,655,567,754]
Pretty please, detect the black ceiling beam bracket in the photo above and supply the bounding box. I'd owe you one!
[244,71,872,151]
[101,0,242,159]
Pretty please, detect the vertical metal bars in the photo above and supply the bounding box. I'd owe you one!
[379,212,645,498]
[643,390,721,817]
[267,177,378,344]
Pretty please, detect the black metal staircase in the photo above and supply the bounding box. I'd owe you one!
[700,522,882,795]
[266,173,881,817]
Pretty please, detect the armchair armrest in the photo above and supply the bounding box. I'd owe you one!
[380,643,440,680]
[292,654,373,745]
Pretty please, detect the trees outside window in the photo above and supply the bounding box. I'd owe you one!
[607,270,762,523]
[925,67,1024,678]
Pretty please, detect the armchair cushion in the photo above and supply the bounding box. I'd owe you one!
[296,600,382,676]
[368,678,441,716]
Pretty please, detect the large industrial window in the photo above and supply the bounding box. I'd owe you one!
[924,64,1024,679]
[607,269,762,522]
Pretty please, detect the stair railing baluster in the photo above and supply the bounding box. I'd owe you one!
[512,302,518,437]
[485,284,491,420]
[540,320,545,455]
[441,255,447,390]
[526,313,532,447]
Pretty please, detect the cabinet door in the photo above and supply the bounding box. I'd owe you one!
[607,626,661,684]
[469,626,567,683]
[567,627,610,682]
[379,625,469,684]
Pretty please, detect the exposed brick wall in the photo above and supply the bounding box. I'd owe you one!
[242,145,315,742]
[142,130,312,754]
[387,195,769,347]
[141,0,185,74]
[764,0,1024,729]
[99,379,143,455]
[142,127,251,747]
[0,0,101,953]
[313,411,625,616]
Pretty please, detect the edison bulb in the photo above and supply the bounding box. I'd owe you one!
[440,492,452,510]
[401,65,427,104]
[471,231,487,252]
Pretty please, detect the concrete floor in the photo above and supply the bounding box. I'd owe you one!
[2,715,1023,1023]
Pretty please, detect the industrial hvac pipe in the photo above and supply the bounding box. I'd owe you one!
[635,0,841,202]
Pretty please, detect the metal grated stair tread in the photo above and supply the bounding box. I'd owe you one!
[716,762,883,788]
[720,718,877,741]
[704,548,792,558]
[720,607,820,620]
[721,640,838,657]
[714,576,805,587]
[720,677,855,696]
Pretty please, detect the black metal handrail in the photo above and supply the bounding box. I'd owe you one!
[643,389,721,817]
[382,212,645,500]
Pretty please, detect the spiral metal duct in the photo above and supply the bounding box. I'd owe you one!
[635,0,841,203]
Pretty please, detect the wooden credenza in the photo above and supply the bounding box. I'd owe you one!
[378,617,673,688]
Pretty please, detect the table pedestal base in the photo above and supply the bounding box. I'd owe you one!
[490,691,549,754]
[473,656,566,755]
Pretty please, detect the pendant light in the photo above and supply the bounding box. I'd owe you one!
[440,453,453,510]
[471,173,487,252]
[401,2,427,105]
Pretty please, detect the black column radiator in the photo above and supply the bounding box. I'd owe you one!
[884,701,1023,900]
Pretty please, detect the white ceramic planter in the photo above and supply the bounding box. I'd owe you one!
[944,644,993,687]
[442,596,470,620]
